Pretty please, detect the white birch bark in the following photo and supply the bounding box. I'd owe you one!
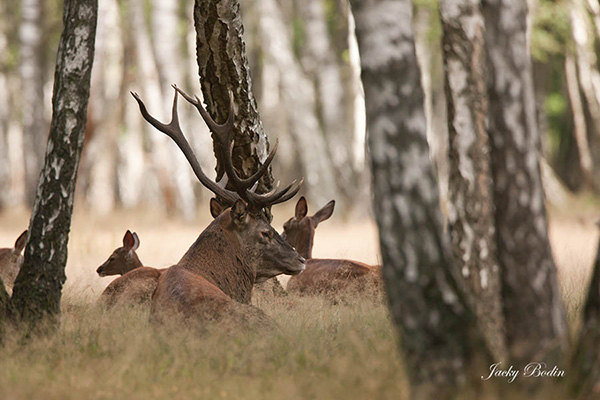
[131,0,176,212]
[254,0,339,205]
[0,3,10,208]
[85,0,122,214]
[152,0,197,220]
[482,0,568,364]
[572,0,600,141]
[298,0,356,204]
[565,54,595,187]
[351,0,489,396]
[19,0,46,204]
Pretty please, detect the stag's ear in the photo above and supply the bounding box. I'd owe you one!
[131,232,140,251]
[230,199,248,227]
[14,230,28,254]
[210,198,225,219]
[295,196,308,219]
[123,230,136,250]
[312,200,335,228]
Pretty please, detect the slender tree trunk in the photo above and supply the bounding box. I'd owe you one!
[414,4,451,219]
[297,0,357,208]
[19,0,47,206]
[350,0,489,397]
[571,225,600,399]
[254,0,340,207]
[0,2,10,209]
[565,54,596,189]
[193,0,275,219]
[482,0,568,365]
[439,0,506,362]
[11,0,97,327]
[84,0,121,215]
[118,81,146,209]
[130,0,179,213]
[152,0,197,220]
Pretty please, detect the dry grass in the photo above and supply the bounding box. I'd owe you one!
[0,198,598,399]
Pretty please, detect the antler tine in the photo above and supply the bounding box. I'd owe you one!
[131,89,240,205]
[268,178,304,206]
[172,84,233,146]
[220,138,279,193]
[245,178,304,209]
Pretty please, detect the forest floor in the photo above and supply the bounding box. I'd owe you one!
[0,198,598,399]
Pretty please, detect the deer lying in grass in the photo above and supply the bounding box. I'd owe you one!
[283,197,381,295]
[96,230,165,308]
[0,230,27,295]
[132,86,305,326]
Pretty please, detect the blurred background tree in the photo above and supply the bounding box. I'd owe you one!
[1,0,597,220]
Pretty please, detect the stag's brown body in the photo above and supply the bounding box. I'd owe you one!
[284,197,381,295]
[0,230,27,295]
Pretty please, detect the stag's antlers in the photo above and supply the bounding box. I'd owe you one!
[131,86,303,212]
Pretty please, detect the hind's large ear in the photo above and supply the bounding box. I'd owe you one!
[210,198,225,219]
[312,200,335,228]
[131,232,140,251]
[123,230,136,250]
[231,199,248,227]
[295,196,308,219]
[14,230,28,254]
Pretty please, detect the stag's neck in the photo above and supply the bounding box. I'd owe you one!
[177,218,255,304]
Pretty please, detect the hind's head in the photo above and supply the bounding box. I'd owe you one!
[96,230,143,277]
[282,197,334,259]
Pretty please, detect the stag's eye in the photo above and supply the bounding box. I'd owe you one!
[260,231,271,240]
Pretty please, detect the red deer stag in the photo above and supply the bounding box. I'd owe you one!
[96,230,164,307]
[0,230,27,295]
[283,197,381,295]
[131,86,304,325]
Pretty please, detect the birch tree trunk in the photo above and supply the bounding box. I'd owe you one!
[193,0,276,218]
[0,2,10,209]
[570,0,600,190]
[152,0,197,220]
[298,0,357,207]
[565,54,595,189]
[84,0,121,214]
[254,0,340,207]
[11,0,97,327]
[439,0,506,362]
[571,225,600,399]
[413,4,450,219]
[482,0,568,365]
[19,0,47,205]
[130,0,177,212]
[350,0,489,397]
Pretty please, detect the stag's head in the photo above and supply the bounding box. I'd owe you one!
[97,230,143,277]
[132,86,305,282]
[282,197,335,259]
[211,199,305,282]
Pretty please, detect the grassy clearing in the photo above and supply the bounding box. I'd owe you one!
[0,201,599,399]
[0,292,406,400]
